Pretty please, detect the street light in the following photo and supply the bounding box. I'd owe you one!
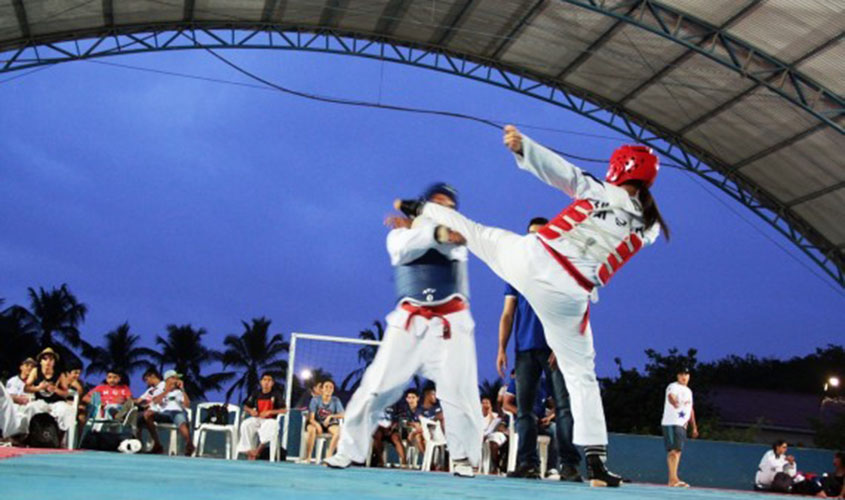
[824,376,840,392]
[301,369,313,381]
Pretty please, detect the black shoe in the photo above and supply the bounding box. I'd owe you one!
[586,455,621,487]
[507,463,541,479]
[394,198,424,218]
[559,464,583,482]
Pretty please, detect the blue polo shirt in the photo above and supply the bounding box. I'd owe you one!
[504,283,548,352]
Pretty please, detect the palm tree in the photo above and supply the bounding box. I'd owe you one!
[153,324,234,401]
[17,284,88,365]
[0,299,39,379]
[82,322,157,382]
[220,317,289,403]
[340,320,384,394]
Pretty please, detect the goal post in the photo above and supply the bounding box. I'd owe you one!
[282,332,382,458]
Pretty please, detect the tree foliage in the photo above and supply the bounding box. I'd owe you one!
[221,317,289,403]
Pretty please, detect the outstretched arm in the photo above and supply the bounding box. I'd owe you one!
[504,125,603,199]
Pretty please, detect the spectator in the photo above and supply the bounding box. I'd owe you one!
[135,368,166,442]
[661,366,698,488]
[821,451,845,498]
[397,389,424,457]
[142,369,194,456]
[5,358,36,406]
[481,396,507,474]
[238,372,286,460]
[295,379,323,410]
[756,440,797,492]
[304,379,344,462]
[415,384,447,469]
[497,369,514,411]
[83,369,133,419]
[497,218,581,481]
[0,383,26,442]
[23,347,76,436]
[370,403,406,467]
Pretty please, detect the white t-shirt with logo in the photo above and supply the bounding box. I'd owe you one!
[139,381,166,411]
[160,389,187,412]
[5,376,26,396]
[661,382,693,426]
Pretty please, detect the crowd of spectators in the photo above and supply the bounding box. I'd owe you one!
[2,346,844,497]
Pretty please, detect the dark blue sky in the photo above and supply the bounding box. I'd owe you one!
[1,48,843,396]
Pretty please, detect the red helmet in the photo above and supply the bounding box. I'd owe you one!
[605,145,659,188]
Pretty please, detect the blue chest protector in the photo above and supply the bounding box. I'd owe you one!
[394,248,469,303]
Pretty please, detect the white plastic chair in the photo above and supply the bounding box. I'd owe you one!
[298,411,343,463]
[269,412,288,462]
[419,416,449,472]
[193,403,240,460]
[154,408,193,456]
[66,392,81,449]
[504,410,518,473]
[537,434,551,477]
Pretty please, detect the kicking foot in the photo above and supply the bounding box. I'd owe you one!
[587,455,622,488]
[325,454,353,469]
[393,199,424,218]
[452,458,475,478]
[507,463,541,479]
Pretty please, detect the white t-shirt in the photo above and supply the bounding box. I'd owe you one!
[5,376,26,396]
[160,389,186,412]
[139,381,166,411]
[661,382,693,426]
[482,411,501,437]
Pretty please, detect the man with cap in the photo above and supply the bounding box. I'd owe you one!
[23,347,77,436]
[143,369,194,455]
[326,183,483,478]
[661,365,698,487]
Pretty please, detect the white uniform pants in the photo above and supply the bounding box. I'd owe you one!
[23,399,76,432]
[336,305,483,465]
[423,203,608,446]
[237,417,278,453]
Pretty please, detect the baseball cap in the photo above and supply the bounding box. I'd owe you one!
[163,369,182,380]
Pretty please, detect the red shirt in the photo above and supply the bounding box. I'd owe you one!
[88,384,132,405]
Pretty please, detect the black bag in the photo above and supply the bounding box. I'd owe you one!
[80,431,125,452]
[27,413,60,448]
[203,405,229,425]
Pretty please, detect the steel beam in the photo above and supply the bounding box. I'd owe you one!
[788,181,845,208]
[487,0,547,60]
[375,0,412,36]
[556,0,843,134]
[429,0,475,48]
[11,0,29,39]
[0,26,841,288]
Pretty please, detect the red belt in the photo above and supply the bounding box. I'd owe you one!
[401,297,467,339]
[537,238,594,334]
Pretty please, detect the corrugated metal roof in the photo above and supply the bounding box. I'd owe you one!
[0,0,842,282]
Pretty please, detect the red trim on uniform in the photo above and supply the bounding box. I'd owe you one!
[538,199,594,240]
[537,238,594,335]
[401,297,467,339]
[537,238,594,293]
[597,233,643,285]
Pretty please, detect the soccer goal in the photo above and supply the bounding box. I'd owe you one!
[282,332,382,458]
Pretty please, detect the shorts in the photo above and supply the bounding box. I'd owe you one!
[662,425,685,452]
[153,410,189,428]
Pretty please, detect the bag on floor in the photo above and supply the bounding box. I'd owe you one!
[27,413,60,448]
[80,431,126,452]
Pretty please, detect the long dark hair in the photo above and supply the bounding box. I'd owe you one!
[638,184,670,241]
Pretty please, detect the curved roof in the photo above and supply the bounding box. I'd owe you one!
[1,0,843,284]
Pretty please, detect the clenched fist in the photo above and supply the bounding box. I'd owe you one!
[503,125,523,155]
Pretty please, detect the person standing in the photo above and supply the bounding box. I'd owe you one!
[498,216,582,481]
[326,183,483,478]
[396,126,670,486]
[661,366,698,487]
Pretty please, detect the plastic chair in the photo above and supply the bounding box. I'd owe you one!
[537,434,551,477]
[66,392,81,449]
[419,416,449,472]
[77,392,136,450]
[504,410,518,473]
[193,403,240,460]
[154,408,193,456]
[269,412,289,462]
[298,411,341,463]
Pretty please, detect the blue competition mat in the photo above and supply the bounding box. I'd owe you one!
[0,451,791,500]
